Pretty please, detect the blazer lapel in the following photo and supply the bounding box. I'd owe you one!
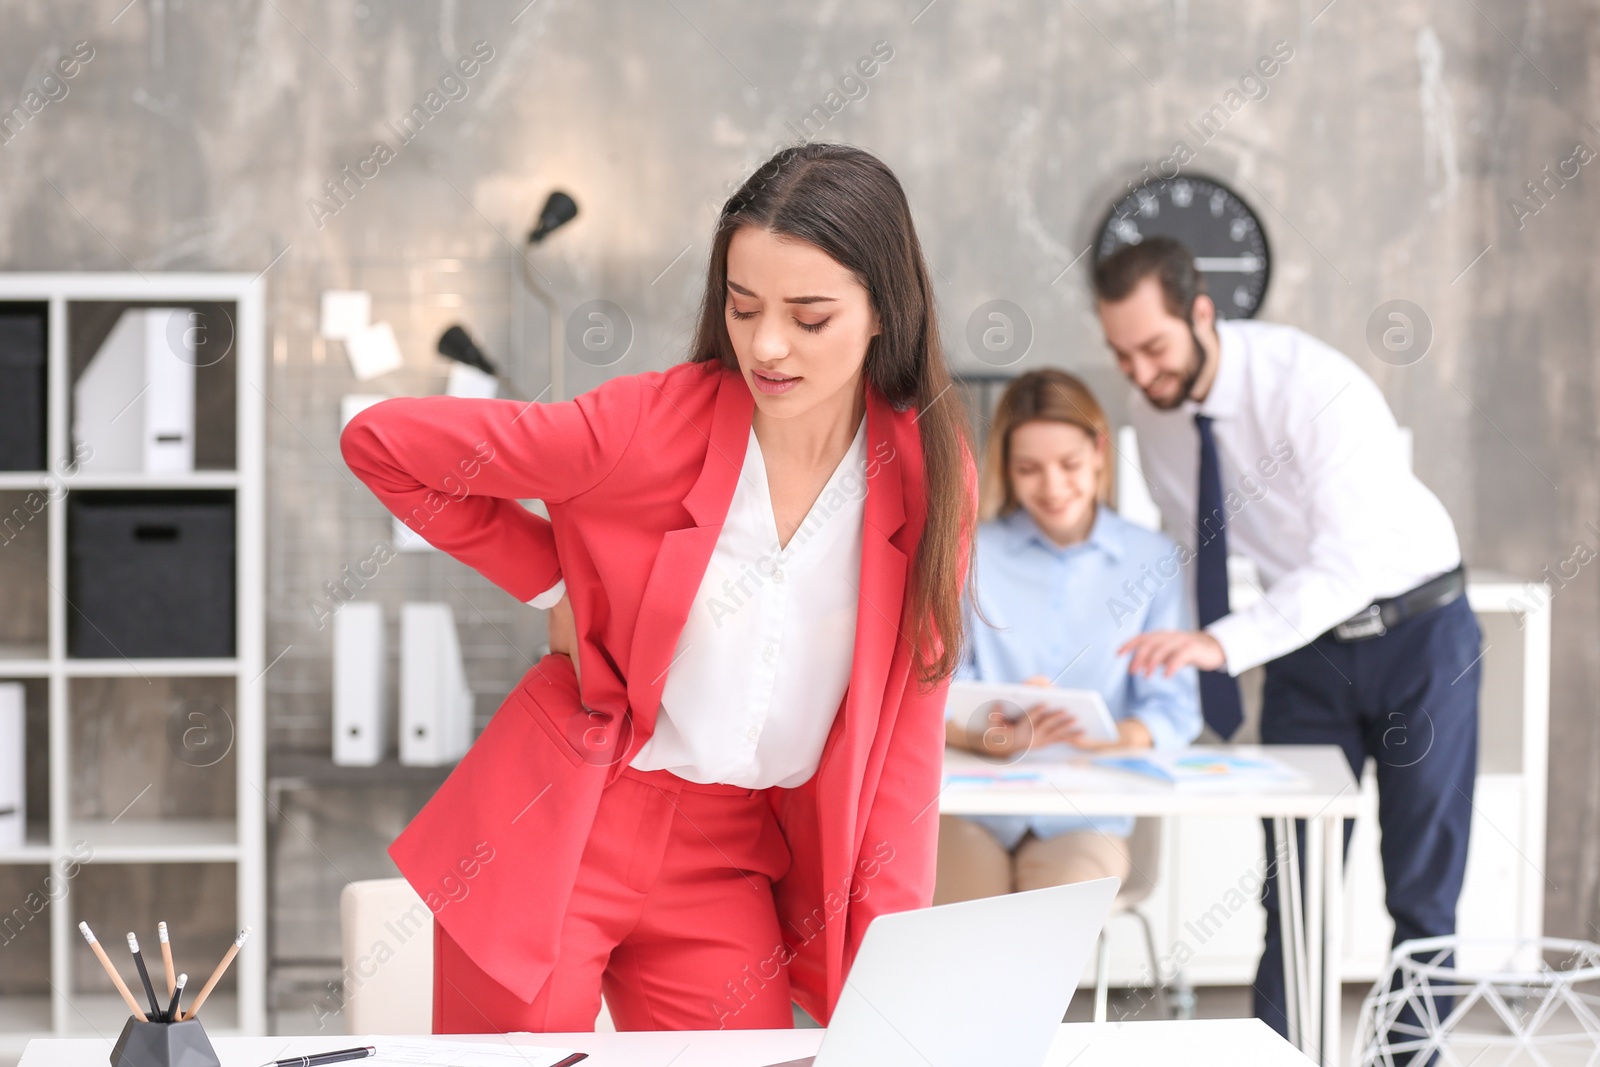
[622,366,754,771]
[810,385,913,979]
[835,384,909,768]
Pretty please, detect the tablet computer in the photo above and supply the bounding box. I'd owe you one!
[945,681,1121,746]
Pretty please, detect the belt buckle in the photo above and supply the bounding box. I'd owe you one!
[1334,603,1386,641]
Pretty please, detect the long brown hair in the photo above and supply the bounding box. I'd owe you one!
[980,369,1114,522]
[688,142,974,686]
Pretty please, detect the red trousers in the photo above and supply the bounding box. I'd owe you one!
[433,764,798,1032]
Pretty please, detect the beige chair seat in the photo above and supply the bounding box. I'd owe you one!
[338,879,435,1035]
[338,879,616,1033]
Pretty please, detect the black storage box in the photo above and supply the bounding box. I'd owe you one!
[0,308,46,471]
[68,490,236,658]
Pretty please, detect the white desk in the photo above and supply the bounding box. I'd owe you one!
[18,1018,1312,1066]
[939,744,1361,1067]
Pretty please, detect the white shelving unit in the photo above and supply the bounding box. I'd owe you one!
[0,274,264,1060]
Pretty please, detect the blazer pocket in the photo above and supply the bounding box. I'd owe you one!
[514,652,634,770]
[392,650,613,1004]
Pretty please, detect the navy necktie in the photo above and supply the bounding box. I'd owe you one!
[1194,413,1244,739]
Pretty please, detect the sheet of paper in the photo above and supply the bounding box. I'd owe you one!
[321,289,372,340]
[345,320,405,380]
[943,769,1047,787]
[446,361,499,398]
[365,1036,579,1066]
[1094,750,1309,788]
[339,392,387,429]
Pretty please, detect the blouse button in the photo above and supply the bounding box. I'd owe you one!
[771,568,785,583]
[762,643,777,663]
[746,726,760,740]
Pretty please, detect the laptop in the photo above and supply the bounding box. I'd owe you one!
[765,875,1120,1067]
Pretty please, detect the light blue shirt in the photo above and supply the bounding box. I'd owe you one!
[950,503,1202,848]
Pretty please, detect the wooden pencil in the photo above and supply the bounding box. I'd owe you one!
[181,926,250,1021]
[158,921,175,999]
[77,922,148,1022]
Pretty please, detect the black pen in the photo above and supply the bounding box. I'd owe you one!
[550,1055,589,1067]
[258,1047,375,1067]
[126,933,162,1020]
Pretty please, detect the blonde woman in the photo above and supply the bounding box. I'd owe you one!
[935,369,1200,902]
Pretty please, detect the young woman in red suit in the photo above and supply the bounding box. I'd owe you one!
[340,142,977,1033]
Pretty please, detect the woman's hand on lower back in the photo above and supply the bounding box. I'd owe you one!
[547,594,579,681]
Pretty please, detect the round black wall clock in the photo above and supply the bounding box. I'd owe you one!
[1094,174,1271,319]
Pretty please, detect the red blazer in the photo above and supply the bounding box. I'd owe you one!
[339,358,969,1025]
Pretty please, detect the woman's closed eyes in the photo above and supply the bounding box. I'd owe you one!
[727,304,831,333]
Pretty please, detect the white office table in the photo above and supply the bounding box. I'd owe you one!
[939,744,1361,1067]
[19,1018,1311,1065]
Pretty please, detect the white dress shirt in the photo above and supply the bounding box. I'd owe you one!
[1128,317,1462,676]
[603,417,868,788]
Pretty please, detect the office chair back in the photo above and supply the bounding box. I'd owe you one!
[339,878,434,1034]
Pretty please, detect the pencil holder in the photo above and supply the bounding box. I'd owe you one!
[109,1014,220,1067]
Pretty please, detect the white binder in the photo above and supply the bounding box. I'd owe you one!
[399,603,474,766]
[0,682,24,850]
[73,308,196,474]
[333,602,387,766]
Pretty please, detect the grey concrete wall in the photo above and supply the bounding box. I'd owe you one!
[1,0,1596,1026]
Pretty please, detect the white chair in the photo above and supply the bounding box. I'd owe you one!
[1092,818,1170,1022]
[339,879,435,1035]
[337,878,617,1033]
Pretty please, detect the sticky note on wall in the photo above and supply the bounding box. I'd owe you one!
[344,321,404,381]
[320,290,371,340]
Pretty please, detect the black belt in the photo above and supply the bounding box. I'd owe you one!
[1330,564,1466,642]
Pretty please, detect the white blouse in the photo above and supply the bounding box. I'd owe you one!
[525,420,866,787]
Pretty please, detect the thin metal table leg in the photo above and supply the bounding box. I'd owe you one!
[1275,816,1302,1052]
[1284,816,1311,1057]
[1094,931,1110,1023]
[1306,816,1325,1059]
[1321,815,1345,1067]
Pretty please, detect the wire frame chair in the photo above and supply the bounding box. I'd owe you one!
[1354,935,1600,1066]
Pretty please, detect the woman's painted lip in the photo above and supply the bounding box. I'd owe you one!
[752,369,800,395]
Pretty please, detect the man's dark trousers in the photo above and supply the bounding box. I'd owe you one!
[1251,595,1483,1043]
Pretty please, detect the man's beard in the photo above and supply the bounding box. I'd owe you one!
[1143,325,1208,411]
